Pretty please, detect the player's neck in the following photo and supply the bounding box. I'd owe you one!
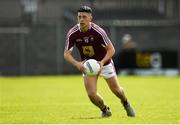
[80,22,91,32]
[80,26,89,32]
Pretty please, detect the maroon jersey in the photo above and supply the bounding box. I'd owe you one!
[65,22,112,65]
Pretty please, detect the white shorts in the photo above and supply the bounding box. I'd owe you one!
[83,63,117,79]
[100,63,116,79]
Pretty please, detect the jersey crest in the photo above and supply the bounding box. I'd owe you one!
[82,46,95,57]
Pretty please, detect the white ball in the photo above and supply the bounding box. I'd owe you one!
[83,59,100,76]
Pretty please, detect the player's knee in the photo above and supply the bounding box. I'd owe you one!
[112,87,125,96]
[120,87,124,91]
[119,87,125,94]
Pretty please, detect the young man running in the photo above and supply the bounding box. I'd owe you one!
[64,6,135,117]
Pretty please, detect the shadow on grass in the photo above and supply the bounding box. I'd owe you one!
[71,116,103,119]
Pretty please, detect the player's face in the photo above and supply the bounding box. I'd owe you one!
[77,12,92,31]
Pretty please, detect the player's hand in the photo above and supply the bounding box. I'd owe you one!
[75,60,86,73]
[98,61,104,72]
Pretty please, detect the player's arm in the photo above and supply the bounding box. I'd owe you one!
[64,50,85,72]
[100,42,115,67]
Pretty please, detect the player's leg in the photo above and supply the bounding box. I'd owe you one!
[83,75,111,117]
[83,75,104,109]
[105,76,135,117]
[105,75,127,103]
[100,63,135,117]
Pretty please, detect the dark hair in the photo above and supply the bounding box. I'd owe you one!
[78,6,92,14]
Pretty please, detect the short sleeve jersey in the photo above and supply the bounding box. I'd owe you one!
[65,22,112,65]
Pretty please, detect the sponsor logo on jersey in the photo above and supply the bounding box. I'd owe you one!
[76,39,83,42]
[84,37,89,43]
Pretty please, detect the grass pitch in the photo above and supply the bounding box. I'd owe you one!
[0,75,180,124]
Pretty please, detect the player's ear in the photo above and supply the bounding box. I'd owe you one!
[90,15,92,21]
[77,15,79,21]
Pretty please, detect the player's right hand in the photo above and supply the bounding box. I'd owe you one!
[75,61,86,73]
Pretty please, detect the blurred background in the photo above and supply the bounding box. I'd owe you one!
[0,0,179,76]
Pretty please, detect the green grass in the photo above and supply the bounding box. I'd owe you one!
[0,75,180,124]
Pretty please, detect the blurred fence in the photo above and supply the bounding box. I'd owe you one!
[0,0,180,76]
